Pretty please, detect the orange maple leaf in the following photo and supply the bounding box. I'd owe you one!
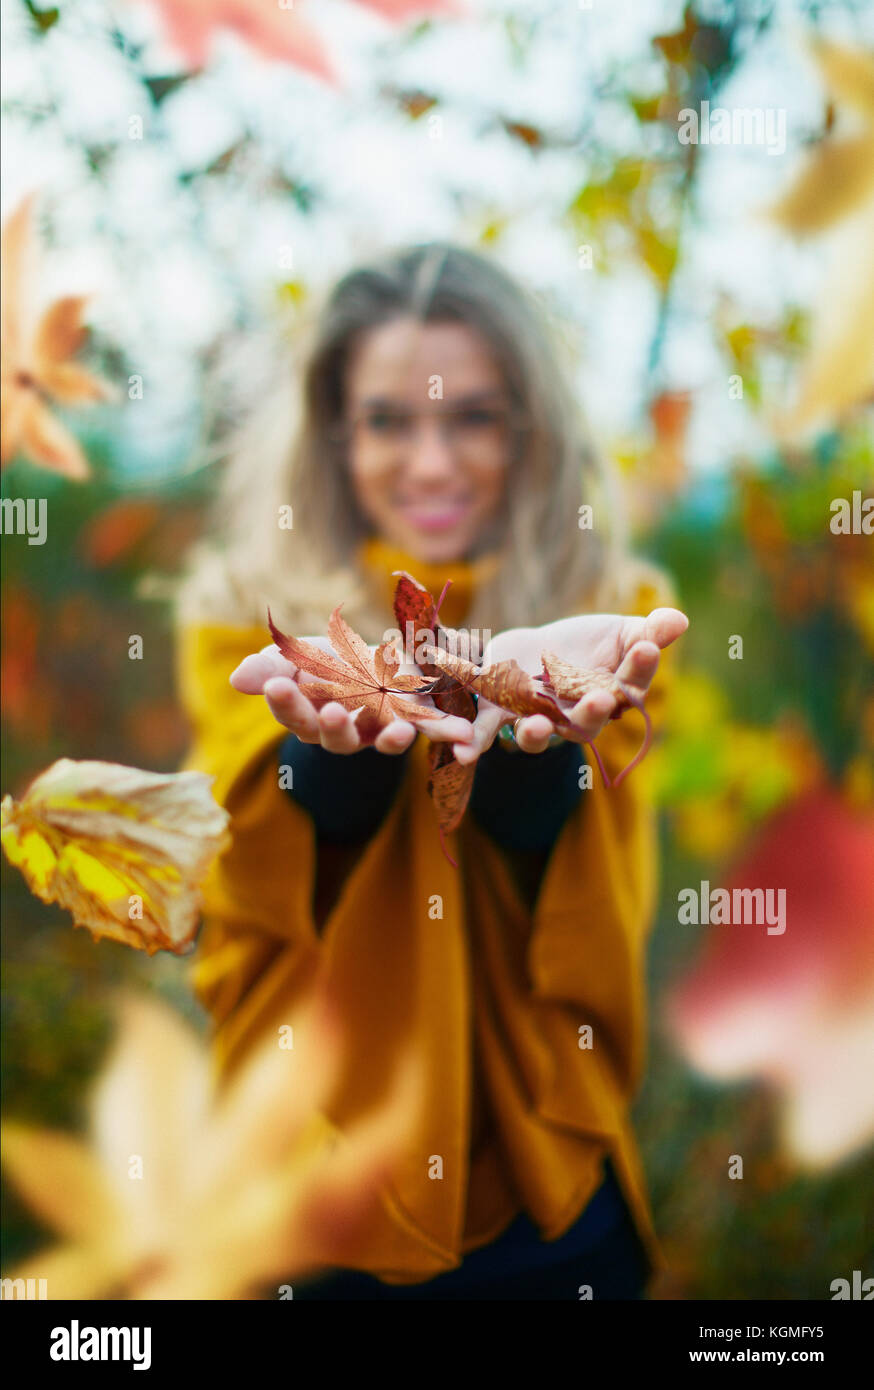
[267,603,445,745]
[1,195,115,480]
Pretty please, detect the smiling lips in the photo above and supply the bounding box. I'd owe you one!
[396,498,473,532]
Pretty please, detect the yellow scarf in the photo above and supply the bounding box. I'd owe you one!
[175,538,672,1284]
[356,533,502,629]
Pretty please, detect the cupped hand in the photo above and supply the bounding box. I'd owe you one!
[230,638,475,756]
[452,607,689,765]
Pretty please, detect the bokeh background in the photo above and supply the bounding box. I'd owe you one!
[2,0,873,1297]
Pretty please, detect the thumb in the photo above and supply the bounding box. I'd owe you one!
[642,607,689,651]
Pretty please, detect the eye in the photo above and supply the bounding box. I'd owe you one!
[464,405,505,422]
[366,410,408,434]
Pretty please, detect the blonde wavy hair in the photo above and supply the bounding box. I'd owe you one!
[173,242,651,645]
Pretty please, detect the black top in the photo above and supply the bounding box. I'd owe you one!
[277,733,585,852]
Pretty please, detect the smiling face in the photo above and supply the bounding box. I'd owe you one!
[343,317,514,564]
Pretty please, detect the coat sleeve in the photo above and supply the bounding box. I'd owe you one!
[174,621,321,1042]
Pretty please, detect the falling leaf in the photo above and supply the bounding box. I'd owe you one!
[810,35,874,121]
[141,0,461,80]
[143,0,337,79]
[1,759,231,955]
[767,40,874,433]
[667,790,874,1170]
[1,990,420,1298]
[267,603,444,745]
[775,202,874,433]
[1,195,116,479]
[768,38,874,235]
[769,132,874,235]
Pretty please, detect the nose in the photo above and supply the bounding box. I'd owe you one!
[403,417,457,480]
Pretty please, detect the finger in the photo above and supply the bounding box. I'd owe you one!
[319,703,363,755]
[453,699,505,764]
[513,714,556,754]
[615,640,660,696]
[230,636,339,693]
[231,645,298,693]
[419,713,475,744]
[642,607,689,651]
[263,676,321,739]
[374,720,418,755]
[564,688,615,742]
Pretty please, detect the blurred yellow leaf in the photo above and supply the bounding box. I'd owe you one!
[767,41,874,433]
[776,202,874,433]
[1,759,231,955]
[810,35,874,120]
[769,132,874,235]
[770,39,874,235]
[1,991,420,1299]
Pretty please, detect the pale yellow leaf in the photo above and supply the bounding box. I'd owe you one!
[811,36,874,119]
[2,989,416,1299]
[769,133,874,235]
[1,1122,122,1243]
[775,203,874,432]
[89,994,211,1246]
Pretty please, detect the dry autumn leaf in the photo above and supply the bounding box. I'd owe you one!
[768,39,874,432]
[421,643,572,724]
[421,640,651,794]
[0,758,231,954]
[539,649,654,785]
[1,989,421,1298]
[267,602,445,745]
[392,569,478,845]
[268,572,668,866]
[394,567,655,850]
[1,194,116,479]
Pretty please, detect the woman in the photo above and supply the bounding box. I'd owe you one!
[173,243,688,1299]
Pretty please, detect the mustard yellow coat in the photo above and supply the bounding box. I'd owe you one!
[174,538,673,1284]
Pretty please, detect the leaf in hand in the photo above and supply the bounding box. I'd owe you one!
[0,759,231,954]
[392,573,477,857]
[539,650,653,784]
[420,643,571,725]
[267,603,443,745]
[423,642,653,788]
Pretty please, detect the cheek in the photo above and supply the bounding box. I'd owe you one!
[475,470,508,515]
[347,457,384,511]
